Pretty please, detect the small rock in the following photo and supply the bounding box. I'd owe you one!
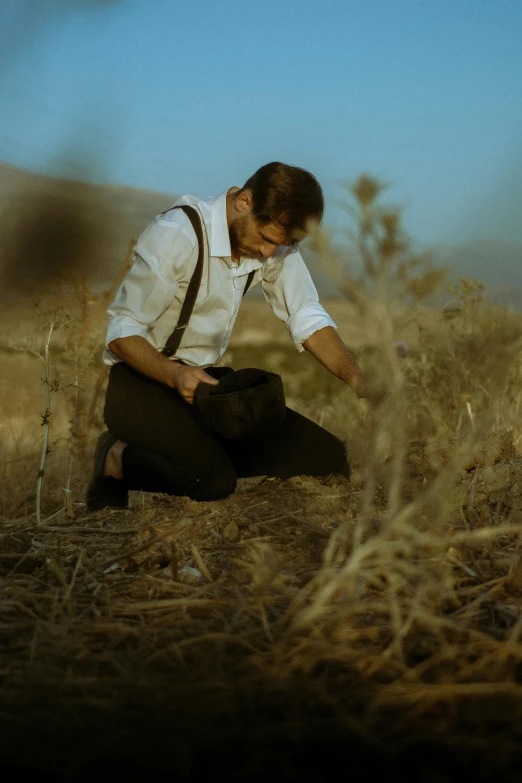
[284,475,316,488]
[394,340,410,358]
[178,565,203,584]
[475,458,522,496]
[223,521,240,542]
[236,476,268,492]
[103,563,120,574]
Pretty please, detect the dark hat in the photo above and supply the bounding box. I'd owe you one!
[194,367,286,440]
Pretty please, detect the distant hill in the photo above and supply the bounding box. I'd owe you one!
[0,161,342,298]
[1,161,520,306]
[435,240,522,307]
[0,161,176,290]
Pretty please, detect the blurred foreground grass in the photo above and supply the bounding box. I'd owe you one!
[1,178,522,780]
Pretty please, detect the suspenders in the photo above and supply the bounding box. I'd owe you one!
[161,205,255,359]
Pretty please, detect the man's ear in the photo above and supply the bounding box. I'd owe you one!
[235,189,253,214]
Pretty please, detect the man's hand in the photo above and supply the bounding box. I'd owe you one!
[169,364,219,404]
[351,374,389,404]
[303,326,363,388]
[302,328,393,404]
[108,336,219,403]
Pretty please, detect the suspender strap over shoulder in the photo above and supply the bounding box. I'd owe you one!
[162,206,204,358]
[161,205,257,359]
[243,270,255,297]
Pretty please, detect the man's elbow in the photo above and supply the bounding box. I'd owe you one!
[107,337,126,358]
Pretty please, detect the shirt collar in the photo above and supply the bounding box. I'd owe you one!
[208,189,233,258]
[207,188,263,272]
[178,188,264,273]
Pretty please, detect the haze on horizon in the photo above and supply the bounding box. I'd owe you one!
[1,0,521,251]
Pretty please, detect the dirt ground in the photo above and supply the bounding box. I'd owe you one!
[2,294,522,782]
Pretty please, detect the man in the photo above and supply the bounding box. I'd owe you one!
[87,162,369,511]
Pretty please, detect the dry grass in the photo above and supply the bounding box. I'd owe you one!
[2,179,522,780]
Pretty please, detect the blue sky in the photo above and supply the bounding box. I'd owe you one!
[1,0,522,247]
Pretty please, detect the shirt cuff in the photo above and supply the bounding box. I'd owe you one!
[286,304,337,353]
[106,315,149,346]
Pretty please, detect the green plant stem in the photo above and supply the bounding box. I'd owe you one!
[36,318,55,525]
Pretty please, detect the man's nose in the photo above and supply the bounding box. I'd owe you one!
[259,244,276,258]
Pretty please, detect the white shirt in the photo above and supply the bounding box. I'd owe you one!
[103,188,337,367]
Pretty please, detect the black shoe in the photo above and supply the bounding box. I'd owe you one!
[86,431,129,512]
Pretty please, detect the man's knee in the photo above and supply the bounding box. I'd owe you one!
[187,462,237,501]
[337,451,351,479]
[326,436,350,478]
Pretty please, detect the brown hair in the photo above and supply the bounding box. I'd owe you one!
[240,162,324,236]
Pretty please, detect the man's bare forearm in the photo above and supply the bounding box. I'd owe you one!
[108,336,180,387]
[303,326,363,389]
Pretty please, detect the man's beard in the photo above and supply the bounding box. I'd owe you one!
[229,216,262,261]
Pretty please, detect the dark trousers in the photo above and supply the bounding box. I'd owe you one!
[104,363,350,502]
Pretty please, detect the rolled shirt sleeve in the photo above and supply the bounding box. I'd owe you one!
[104,213,197,363]
[261,247,337,352]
